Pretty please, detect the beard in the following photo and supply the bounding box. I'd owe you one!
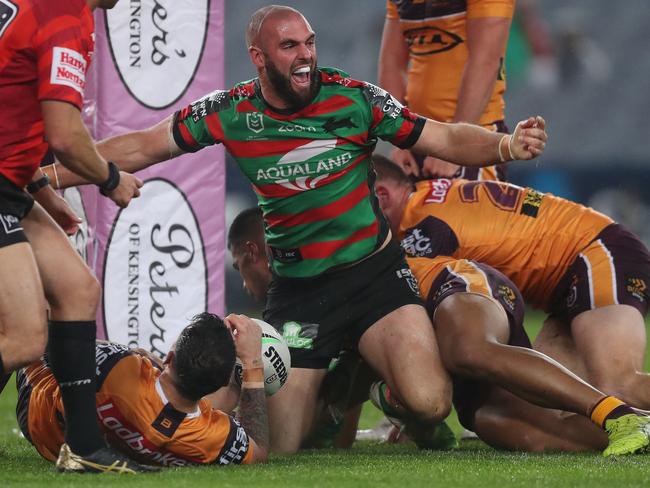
[264,57,319,110]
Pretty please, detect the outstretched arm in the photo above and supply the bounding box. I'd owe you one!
[43,115,183,189]
[411,116,547,167]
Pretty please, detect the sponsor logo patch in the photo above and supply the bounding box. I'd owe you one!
[424,178,453,204]
[0,213,21,234]
[403,26,463,56]
[401,227,432,257]
[50,47,87,94]
[627,278,647,302]
[282,321,316,350]
[498,284,517,312]
[520,189,544,218]
[396,267,421,296]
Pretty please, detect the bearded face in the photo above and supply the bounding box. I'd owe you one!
[263,54,319,110]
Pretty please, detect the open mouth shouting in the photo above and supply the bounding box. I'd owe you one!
[291,65,312,88]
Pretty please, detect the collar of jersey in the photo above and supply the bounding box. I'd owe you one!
[253,73,322,115]
[155,377,201,419]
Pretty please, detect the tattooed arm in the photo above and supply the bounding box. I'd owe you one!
[225,314,269,463]
[238,366,269,462]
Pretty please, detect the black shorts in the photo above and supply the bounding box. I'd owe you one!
[0,173,32,248]
[548,223,650,322]
[423,259,531,431]
[263,240,424,369]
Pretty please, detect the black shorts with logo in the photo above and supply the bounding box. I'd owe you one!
[263,240,424,369]
[0,173,33,248]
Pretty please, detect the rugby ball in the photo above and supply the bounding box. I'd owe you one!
[234,319,291,396]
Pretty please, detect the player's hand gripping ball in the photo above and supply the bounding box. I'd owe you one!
[234,319,291,395]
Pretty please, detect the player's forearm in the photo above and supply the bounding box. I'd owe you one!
[48,122,111,185]
[453,56,501,124]
[413,119,503,167]
[237,366,269,460]
[378,19,409,102]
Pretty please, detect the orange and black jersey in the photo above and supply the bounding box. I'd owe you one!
[399,179,613,310]
[20,342,254,466]
[386,0,514,127]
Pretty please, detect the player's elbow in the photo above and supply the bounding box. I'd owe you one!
[249,441,269,464]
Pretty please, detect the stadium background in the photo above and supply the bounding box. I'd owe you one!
[224,0,650,312]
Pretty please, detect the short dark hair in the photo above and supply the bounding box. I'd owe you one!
[172,313,236,401]
[228,207,265,250]
[372,154,414,189]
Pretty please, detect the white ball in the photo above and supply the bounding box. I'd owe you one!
[234,319,291,396]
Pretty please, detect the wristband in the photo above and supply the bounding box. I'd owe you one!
[497,135,508,163]
[241,381,265,389]
[507,133,516,161]
[26,174,50,194]
[98,161,120,196]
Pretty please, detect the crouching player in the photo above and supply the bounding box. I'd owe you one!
[375,255,650,455]
[16,313,268,468]
[372,154,650,410]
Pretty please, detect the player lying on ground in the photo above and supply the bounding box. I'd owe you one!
[16,313,269,466]
[41,5,547,454]
[379,254,650,456]
[373,154,650,410]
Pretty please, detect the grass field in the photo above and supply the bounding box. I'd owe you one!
[1,311,650,487]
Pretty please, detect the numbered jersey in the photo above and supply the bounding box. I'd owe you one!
[0,0,94,187]
[172,67,425,278]
[21,342,254,466]
[386,0,514,127]
[399,179,613,310]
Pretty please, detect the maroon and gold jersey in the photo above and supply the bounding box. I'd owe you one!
[22,342,254,467]
[399,179,613,310]
[386,0,514,127]
[0,0,93,187]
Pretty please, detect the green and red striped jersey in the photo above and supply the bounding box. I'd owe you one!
[172,67,425,278]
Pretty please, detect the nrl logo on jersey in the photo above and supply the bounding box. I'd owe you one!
[246,113,264,133]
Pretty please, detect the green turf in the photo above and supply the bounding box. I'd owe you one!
[2,310,650,487]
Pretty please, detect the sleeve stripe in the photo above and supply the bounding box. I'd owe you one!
[401,116,426,149]
[171,112,201,153]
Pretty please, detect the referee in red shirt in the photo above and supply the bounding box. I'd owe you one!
[0,0,150,473]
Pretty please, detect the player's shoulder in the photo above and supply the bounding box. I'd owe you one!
[29,0,88,23]
[317,67,375,93]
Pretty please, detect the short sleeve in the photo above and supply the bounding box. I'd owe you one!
[363,82,426,149]
[214,417,253,465]
[172,90,230,153]
[386,0,399,20]
[34,3,93,109]
[467,0,515,19]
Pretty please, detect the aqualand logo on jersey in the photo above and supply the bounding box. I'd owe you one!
[256,139,352,191]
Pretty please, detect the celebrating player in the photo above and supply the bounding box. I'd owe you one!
[0,0,145,473]
[17,312,269,466]
[373,154,650,410]
[42,5,546,454]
